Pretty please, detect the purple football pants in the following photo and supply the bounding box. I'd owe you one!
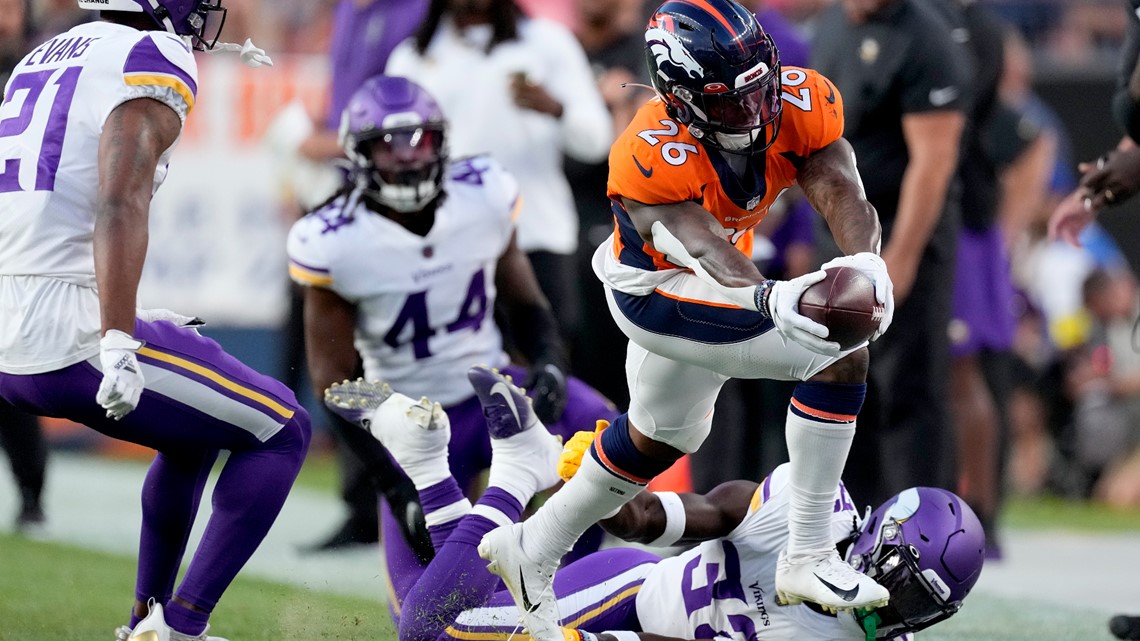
[394,476,657,641]
[0,319,311,628]
[380,364,619,616]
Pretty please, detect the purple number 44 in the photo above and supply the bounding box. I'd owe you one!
[0,66,82,194]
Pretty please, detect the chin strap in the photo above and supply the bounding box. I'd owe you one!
[856,608,881,641]
[204,37,273,67]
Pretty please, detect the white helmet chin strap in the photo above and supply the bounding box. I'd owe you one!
[203,38,273,68]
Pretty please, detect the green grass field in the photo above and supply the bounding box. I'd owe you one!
[2,452,1134,641]
[0,530,1113,641]
[0,533,397,641]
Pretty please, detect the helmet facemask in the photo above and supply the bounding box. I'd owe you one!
[850,521,961,639]
[685,48,782,155]
[350,124,447,214]
[180,0,227,51]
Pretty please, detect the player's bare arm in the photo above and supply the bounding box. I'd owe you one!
[798,137,881,256]
[601,479,757,544]
[883,110,965,301]
[494,231,563,350]
[622,197,764,288]
[94,97,181,336]
[302,285,361,396]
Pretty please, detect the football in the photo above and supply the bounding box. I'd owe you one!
[797,266,884,350]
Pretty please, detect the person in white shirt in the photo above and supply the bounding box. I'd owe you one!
[0,2,308,639]
[386,0,612,344]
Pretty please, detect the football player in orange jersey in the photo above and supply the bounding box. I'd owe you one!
[477,1,895,638]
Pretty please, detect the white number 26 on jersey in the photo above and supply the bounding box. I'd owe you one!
[637,119,699,166]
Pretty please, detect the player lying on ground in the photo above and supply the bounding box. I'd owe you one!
[325,367,984,641]
[287,75,616,608]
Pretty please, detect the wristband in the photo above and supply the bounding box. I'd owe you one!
[755,279,776,319]
[601,632,641,641]
[647,491,686,548]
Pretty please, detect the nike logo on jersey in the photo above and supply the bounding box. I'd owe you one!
[928,86,959,107]
[632,155,653,178]
[490,382,522,429]
[824,80,837,104]
[519,568,540,612]
[814,573,859,602]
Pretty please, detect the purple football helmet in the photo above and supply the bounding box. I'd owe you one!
[339,76,448,214]
[78,0,227,50]
[846,487,985,639]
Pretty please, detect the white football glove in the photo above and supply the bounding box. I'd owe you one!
[758,270,842,357]
[95,330,146,421]
[821,252,895,340]
[205,38,274,68]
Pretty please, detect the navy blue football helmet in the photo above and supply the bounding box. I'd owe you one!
[78,0,227,50]
[644,0,782,155]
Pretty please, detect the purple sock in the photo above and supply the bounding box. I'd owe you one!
[419,478,467,551]
[475,486,523,522]
[164,600,210,636]
[396,488,525,641]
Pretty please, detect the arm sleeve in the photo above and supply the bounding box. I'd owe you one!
[120,33,198,123]
[898,25,970,115]
[538,21,613,163]
[286,217,335,289]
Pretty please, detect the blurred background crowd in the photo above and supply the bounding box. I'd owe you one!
[5,0,1140,562]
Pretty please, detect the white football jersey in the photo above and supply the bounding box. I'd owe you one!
[636,464,875,641]
[286,156,520,406]
[0,22,196,374]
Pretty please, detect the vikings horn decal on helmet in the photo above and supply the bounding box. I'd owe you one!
[339,75,449,214]
[76,0,228,50]
[846,487,985,639]
[644,0,783,155]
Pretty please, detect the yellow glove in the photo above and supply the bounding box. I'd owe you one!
[557,420,609,482]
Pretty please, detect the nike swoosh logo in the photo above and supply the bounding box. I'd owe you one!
[814,573,859,602]
[519,568,539,612]
[632,155,653,178]
[490,381,522,428]
[824,80,836,104]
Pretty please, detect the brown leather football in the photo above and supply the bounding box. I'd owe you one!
[797,266,883,350]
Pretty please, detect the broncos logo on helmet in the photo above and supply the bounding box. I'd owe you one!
[646,26,705,80]
[644,0,783,155]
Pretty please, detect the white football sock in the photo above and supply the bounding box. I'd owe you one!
[487,419,564,507]
[785,409,855,558]
[519,451,645,562]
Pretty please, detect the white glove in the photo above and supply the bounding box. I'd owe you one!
[821,252,894,340]
[95,330,146,421]
[758,271,842,357]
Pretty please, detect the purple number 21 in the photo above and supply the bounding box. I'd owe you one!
[0,66,82,193]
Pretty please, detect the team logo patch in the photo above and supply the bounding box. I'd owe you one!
[646,26,705,80]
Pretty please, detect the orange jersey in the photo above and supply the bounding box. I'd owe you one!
[606,66,843,273]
